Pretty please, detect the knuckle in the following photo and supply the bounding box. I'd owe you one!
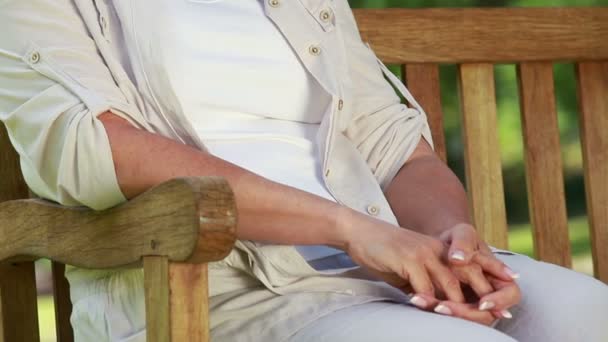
[413,245,433,261]
[444,276,461,290]
[398,264,410,280]
[428,239,444,253]
[469,263,483,274]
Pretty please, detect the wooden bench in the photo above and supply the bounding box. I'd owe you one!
[1,6,606,342]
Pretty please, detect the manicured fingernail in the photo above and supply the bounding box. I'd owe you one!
[410,295,428,308]
[504,267,520,279]
[450,250,466,261]
[434,304,453,316]
[500,309,513,319]
[479,301,495,311]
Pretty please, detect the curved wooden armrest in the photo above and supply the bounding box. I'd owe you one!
[0,176,237,268]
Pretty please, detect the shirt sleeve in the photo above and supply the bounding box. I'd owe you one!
[337,1,435,191]
[0,1,138,210]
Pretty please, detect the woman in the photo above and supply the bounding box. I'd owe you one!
[1,0,607,341]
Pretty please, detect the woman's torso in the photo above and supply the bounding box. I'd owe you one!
[114,0,347,264]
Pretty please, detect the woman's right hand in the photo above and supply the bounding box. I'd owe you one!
[338,209,466,306]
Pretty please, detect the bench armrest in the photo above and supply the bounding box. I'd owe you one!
[0,176,237,268]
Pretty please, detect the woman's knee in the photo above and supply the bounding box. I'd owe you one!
[497,254,608,341]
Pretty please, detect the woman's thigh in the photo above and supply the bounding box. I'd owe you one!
[288,301,516,342]
[494,253,608,342]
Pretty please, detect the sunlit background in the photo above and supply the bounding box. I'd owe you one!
[36,0,608,340]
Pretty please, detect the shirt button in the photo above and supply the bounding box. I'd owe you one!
[325,168,330,177]
[309,45,321,56]
[269,0,280,7]
[338,99,344,110]
[29,52,41,64]
[366,204,380,216]
[319,9,333,22]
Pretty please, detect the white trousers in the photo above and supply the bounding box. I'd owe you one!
[70,253,608,342]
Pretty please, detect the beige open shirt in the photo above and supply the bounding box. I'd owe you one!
[1,0,435,340]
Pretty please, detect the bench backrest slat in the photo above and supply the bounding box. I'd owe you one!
[517,62,571,267]
[403,64,448,163]
[458,63,509,248]
[576,61,608,281]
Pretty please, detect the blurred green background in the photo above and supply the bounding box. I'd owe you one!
[36,1,607,340]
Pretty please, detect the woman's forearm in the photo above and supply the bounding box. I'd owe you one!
[99,112,350,248]
[384,139,471,237]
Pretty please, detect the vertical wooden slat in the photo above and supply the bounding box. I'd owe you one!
[517,62,571,267]
[403,64,448,162]
[458,63,509,248]
[0,123,28,202]
[144,259,210,342]
[169,263,209,342]
[0,123,40,342]
[576,61,608,282]
[0,263,40,342]
[144,256,170,342]
[52,262,74,342]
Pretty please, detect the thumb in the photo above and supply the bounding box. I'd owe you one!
[446,224,478,265]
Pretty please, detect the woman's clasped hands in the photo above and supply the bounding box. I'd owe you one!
[340,210,521,326]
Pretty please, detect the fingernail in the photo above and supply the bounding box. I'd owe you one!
[479,301,495,311]
[434,304,453,316]
[410,295,428,308]
[504,267,520,279]
[500,309,513,319]
[450,250,466,261]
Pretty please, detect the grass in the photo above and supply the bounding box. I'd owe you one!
[36,216,595,340]
[37,296,57,342]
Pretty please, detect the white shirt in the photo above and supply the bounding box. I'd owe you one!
[133,0,345,263]
[0,0,434,340]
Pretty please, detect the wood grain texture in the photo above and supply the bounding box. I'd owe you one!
[576,61,608,282]
[144,256,170,342]
[517,62,571,267]
[52,262,74,342]
[0,123,28,202]
[0,262,40,342]
[403,64,447,162]
[354,8,608,64]
[0,177,237,268]
[169,263,209,342]
[0,122,40,342]
[458,64,508,248]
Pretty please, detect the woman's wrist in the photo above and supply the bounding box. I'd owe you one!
[328,204,357,252]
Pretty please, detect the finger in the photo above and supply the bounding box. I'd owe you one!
[478,277,521,312]
[491,309,514,320]
[446,224,478,265]
[426,260,465,303]
[461,266,495,301]
[433,301,496,326]
[474,252,520,282]
[409,293,440,311]
[399,263,435,299]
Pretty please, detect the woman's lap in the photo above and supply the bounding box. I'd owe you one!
[289,252,608,342]
[287,301,516,342]
[69,251,608,341]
